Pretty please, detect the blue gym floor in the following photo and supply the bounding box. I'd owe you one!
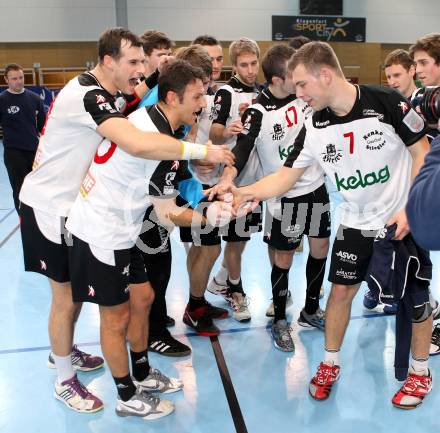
[1,141,440,433]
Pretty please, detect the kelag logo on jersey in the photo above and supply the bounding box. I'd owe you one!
[321,143,342,163]
[278,144,294,160]
[334,165,390,192]
[272,123,285,141]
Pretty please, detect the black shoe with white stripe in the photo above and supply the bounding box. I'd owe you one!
[148,335,191,357]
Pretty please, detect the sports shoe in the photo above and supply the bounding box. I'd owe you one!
[309,362,340,400]
[54,374,103,413]
[298,307,325,331]
[183,304,221,336]
[271,319,294,352]
[266,290,293,317]
[430,323,440,356]
[432,299,440,320]
[149,334,191,357]
[204,300,229,319]
[48,345,104,372]
[133,367,183,394]
[363,289,378,310]
[207,277,229,298]
[363,290,397,314]
[115,388,174,420]
[391,369,432,409]
[227,293,251,322]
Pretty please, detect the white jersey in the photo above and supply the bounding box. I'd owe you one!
[66,105,191,250]
[285,85,427,230]
[234,88,324,216]
[19,72,128,217]
[210,76,261,186]
[195,88,216,145]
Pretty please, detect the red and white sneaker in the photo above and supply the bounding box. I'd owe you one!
[309,362,340,400]
[391,369,432,409]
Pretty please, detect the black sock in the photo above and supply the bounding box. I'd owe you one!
[188,294,206,310]
[272,264,290,322]
[113,374,137,401]
[130,349,150,382]
[305,255,327,314]
[227,278,244,295]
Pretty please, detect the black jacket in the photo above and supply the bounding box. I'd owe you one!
[366,224,431,380]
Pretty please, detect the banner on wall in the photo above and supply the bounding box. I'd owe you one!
[272,16,366,42]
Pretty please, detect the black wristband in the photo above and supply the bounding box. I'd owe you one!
[145,69,159,89]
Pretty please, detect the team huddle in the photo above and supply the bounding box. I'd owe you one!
[12,27,440,419]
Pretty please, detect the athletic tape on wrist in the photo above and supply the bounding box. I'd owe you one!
[181,141,208,160]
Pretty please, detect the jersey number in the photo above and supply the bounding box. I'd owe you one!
[343,132,354,154]
[285,106,298,127]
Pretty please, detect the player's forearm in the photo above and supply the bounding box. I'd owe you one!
[209,124,228,144]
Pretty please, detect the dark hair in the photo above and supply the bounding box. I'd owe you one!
[384,49,415,71]
[175,45,213,79]
[98,27,142,62]
[288,41,343,77]
[262,44,295,83]
[192,35,220,46]
[409,33,440,65]
[140,30,174,56]
[288,35,311,50]
[158,59,204,103]
[4,63,23,77]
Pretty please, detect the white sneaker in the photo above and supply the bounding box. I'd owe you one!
[54,374,103,413]
[228,293,251,322]
[133,367,183,394]
[207,277,229,299]
[266,290,293,317]
[115,388,174,420]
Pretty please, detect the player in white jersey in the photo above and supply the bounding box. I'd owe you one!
[214,42,432,409]
[216,44,330,347]
[18,28,233,414]
[206,38,262,315]
[66,59,232,419]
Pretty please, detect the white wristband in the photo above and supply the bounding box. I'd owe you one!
[181,141,208,160]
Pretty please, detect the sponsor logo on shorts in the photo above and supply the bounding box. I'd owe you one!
[336,250,358,264]
[40,260,47,271]
[122,264,130,276]
[335,269,357,280]
[88,285,95,297]
[334,165,390,192]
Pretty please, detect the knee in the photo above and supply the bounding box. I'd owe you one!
[131,283,155,311]
[309,238,330,259]
[274,250,293,269]
[413,302,432,323]
[329,284,353,303]
[102,306,130,334]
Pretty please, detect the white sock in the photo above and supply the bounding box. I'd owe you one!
[52,353,75,383]
[324,348,340,366]
[229,277,240,285]
[410,357,429,375]
[215,265,229,286]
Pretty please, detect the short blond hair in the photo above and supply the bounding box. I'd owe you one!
[287,41,343,77]
[229,37,260,65]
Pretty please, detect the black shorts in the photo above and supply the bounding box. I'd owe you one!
[69,234,148,306]
[20,202,70,283]
[263,184,331,251]
[328,225,378,285]
[179,202,263,246]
